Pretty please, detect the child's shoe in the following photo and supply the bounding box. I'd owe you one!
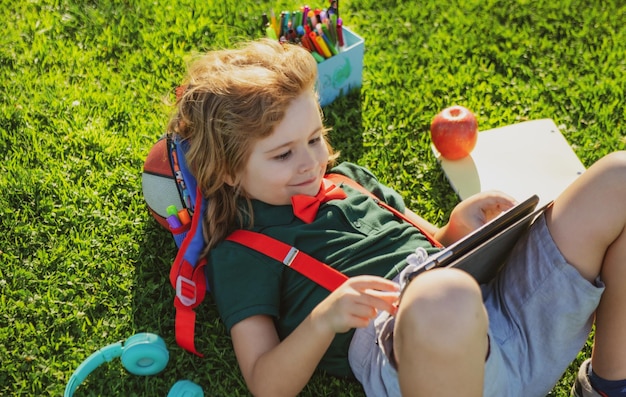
[571,359,606,397]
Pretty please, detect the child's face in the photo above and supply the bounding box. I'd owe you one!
[238,92,330,205]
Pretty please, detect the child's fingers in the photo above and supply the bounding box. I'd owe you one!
[348,288,399,316]
[362,290,400,315]
[366,289,401,304]
[345,276,400,313]
[324,276,400,325]
[346,275,400,293]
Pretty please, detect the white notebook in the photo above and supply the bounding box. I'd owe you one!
[432,119,586,207]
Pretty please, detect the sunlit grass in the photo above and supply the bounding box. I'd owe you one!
[1,0,625,395]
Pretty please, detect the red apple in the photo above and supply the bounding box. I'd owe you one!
[430,105,478,160]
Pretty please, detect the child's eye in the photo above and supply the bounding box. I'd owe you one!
[309,136,322,145]
[274,150,291,161]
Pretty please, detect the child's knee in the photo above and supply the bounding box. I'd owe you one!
[605,150,626,165]
[395,268,487,352]
[594,151,626,183]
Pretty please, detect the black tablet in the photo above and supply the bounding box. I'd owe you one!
[405,195,550,285]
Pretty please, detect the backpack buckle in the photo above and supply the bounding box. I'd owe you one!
[175,275,197,306]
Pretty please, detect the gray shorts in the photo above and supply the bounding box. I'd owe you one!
[348,214,605,397]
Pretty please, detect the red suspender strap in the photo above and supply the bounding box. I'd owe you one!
[326,173,443,248]
[226,230,349,292]
[171,173,438,356]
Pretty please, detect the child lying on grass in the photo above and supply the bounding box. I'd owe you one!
[169,38,626,397]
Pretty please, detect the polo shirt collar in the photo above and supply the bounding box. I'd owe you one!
[248,199,297,227]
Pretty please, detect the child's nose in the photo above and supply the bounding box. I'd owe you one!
[298,148,319,173]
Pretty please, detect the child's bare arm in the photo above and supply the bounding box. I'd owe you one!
[434,191,516,246]
[403,191,515,247]
[231,315,322,397]
[403,208,441,238]
[230,276,399,397]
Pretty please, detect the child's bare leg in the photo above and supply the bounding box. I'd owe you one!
[394,268,488,397]
[546,151,626,380]
[593,229,626,379]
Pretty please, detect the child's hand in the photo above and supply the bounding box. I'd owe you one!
[438,190,517,246]
[310,276,400,335]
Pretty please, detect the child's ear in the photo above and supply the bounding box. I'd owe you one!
[223,174,235,186]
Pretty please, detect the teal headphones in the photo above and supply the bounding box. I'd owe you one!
[64,333,203,397]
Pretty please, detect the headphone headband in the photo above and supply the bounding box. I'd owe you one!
[65,333,203,396]
[64,333,169,397]
[65,342,124,397]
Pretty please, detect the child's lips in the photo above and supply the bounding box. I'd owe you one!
[294,177,318,187]
[291,178,321,197]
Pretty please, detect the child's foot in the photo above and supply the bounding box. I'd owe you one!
[573,359,626,397]
[571,359,606,397]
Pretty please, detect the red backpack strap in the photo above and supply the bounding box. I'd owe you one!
[226,230,348,291]
[326,173,443,248]
[169,187,207,357]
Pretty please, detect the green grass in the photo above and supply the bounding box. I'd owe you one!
[1,0,625,395]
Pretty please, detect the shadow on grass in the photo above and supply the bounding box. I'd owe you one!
[132,218,248,395]
[323,89,365,164]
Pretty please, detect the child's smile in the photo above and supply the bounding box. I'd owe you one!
[238,92,330,205]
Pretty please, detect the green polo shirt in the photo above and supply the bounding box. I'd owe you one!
[206,162,440,377]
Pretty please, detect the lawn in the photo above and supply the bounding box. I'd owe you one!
[1,0,625,395]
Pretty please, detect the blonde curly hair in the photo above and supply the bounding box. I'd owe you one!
[168,39,337,254]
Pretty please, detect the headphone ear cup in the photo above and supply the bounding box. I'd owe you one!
[167,380,204,397]
[120,333,169,376]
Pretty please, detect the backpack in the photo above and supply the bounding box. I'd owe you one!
[141,133,441,356]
